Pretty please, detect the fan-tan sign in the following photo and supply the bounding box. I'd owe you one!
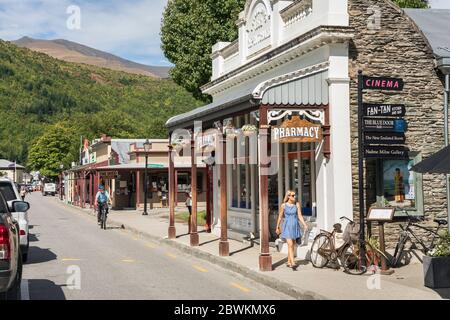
[272,116,322,143]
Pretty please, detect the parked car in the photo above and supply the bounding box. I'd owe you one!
[0,178,30,262]
[0,192,24,300]
[27,185,33,193]
[42,183,56,196]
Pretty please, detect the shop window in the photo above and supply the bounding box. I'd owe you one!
[368,153,423,216]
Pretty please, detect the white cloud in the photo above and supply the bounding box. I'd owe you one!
[0,0,169,66]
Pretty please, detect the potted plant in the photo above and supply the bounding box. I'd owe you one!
[241,124,258,137]
[423,230,450,289]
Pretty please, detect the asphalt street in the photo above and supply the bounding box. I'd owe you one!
[21,192,291,300]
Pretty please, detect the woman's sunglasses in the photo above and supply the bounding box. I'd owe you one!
[289,194,296,198]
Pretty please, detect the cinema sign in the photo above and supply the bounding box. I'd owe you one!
[272,116,322,143]
[363,76,404,91]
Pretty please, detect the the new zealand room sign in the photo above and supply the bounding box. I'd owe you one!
[272,116,322,143]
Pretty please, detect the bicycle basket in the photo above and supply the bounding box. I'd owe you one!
[343,222,360,243]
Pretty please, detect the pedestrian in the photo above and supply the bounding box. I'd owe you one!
[20,186,27,201]
[185,191,192,233]
[275,190,308,270]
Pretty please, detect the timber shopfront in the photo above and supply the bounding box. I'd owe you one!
[166,0,449,271]
[166,0,354,271]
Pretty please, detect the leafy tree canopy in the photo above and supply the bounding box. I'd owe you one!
[394,0,428,8]
[161,0,246,101]
[27,122,78,178]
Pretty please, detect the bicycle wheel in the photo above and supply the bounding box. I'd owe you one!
[102,209,107,230]
[341,243,367,275]
[310,234,330,268]
[392,235,407,267]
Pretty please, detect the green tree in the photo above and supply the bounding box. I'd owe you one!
[393,0,428,8]
[27,122,79,178]
[161,0,246,100]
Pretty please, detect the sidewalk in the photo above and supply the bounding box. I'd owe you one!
[57,200,450,300]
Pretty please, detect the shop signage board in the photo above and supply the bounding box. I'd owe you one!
[195,133,216,151]
[272,116,322,143]
[100,171,119,179]
[362,76,404,91]
[147,164,165,169]
[364,132,406,145]
[363,104,406,117]
[363,118,407,132]
[364,146,409,159]
[366,208,396,222]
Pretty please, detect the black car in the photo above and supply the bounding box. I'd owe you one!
[0,192,25,300]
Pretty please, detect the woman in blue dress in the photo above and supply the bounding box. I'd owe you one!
[276,190,309,269]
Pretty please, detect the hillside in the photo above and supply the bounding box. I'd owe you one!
[0,40,202,165]
[13,37,172,79]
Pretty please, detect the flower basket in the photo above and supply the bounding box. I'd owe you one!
[171,139,185,153]
[241,124,258,137]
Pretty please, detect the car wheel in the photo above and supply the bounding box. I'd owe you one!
[6,256,22,300]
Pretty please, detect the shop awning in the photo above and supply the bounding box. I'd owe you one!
[261,70,329,105]
[165,94,255,131]
[410,145,450,174]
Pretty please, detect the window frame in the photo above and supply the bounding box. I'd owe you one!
[374,152,424,217]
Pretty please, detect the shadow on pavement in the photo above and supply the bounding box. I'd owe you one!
[26,247,57,265]
[28,280,66,300]
[433,288,450,299]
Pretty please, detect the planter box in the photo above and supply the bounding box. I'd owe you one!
[423,255,450,289]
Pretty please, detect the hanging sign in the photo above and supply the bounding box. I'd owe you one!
[272,116,322,143]
[363,104,406,117]
[363,132,406,145]
[364,146,409,159]
[195,133,217,154]
[363,76,404,91]
[363,118,407,132]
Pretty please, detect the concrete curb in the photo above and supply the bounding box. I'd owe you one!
[58,200,327,300]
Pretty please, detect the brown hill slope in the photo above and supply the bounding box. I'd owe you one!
[13,36,171,79]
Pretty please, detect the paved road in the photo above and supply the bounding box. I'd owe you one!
[22,192,291,300]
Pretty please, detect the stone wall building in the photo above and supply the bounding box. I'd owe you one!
[348,0,449,246]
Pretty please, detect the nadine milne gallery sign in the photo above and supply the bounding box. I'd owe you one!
[272,116,322,143]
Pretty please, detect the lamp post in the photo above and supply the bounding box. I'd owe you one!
[60,164,64,201]
[143,139,152,216]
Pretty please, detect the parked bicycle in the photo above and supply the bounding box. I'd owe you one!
[386,210,448,267]
[309,216,376,275]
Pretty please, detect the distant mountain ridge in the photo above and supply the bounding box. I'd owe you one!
[13,36,171,79]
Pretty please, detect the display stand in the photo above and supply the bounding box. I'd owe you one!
[367,208,396,275]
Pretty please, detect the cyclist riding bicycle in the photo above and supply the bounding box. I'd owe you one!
[95,185,112,225]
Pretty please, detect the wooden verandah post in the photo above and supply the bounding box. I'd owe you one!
[168,145,176,239]
[190,137,199,246]
[219,132,229,256]
[259,105,272,271]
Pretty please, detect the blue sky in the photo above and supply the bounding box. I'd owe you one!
[0,0,449,67]
[0,0,170,66]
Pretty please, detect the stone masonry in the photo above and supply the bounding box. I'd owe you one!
[348,0,448,248]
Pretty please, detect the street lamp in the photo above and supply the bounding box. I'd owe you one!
[143,139,152,216]
[59,164,64,201]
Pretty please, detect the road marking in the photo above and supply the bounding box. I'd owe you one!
[166,252,177,259]
[62,258,82,262]
[230,282,250,293]
[21,279,30,300]
[193,265,208,273]
[121,259,135,263]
